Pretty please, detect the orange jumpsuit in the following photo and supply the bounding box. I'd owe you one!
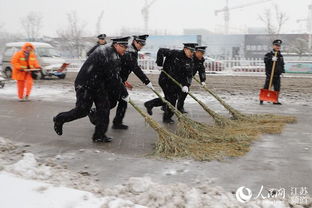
[11,43,41,100]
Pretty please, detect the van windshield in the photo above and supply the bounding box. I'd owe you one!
[36,48,61,57]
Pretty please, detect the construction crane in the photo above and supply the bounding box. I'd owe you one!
[215,0,272,34]
[141,0,158,33]
[296,1,312,49]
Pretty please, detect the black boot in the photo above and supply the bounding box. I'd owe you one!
[163,118,175,124]
[144,102,153,115]
[53,116,63,136]
[112,123,129,130]
[92,134,113,143]
[273,102,282,105]
[259,100,264,105]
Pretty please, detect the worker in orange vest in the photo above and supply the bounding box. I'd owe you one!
[11,42,41,101]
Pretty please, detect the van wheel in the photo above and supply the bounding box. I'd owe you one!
[58,74,66,79]
[39,71,46,80]
[4,67,12,79]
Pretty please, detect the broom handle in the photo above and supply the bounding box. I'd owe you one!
[193,76,245,119]
[268,51,278,90]
[161,70,226,124]
[151,89,184,118]
[129,99,162,130]
[161,69,207,104]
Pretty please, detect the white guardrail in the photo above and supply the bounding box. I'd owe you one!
[65,58,266,73]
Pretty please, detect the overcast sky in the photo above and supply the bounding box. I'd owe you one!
[0,0,311,37]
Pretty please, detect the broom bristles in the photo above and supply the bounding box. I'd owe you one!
[161,70,232,126]
[129,99,255,161]
[192,76,297,133]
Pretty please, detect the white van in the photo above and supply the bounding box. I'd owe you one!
[1,42,68,79]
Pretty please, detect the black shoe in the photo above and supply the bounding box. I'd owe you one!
[112,123,129,130]
[92,135,113,143]
[178,108,188,114]
[144,102,153,115]
[163,118,175,124]
[53,117,63,136]
[273,102,282,105]
[259,100,264,105]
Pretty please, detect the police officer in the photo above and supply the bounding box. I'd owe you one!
[88,35,154,129]
[53,36,130,143]
[86,34,107,56]
[112,34,154,129]
[261,39,285,105]
[177,45,207,113]
[144,43,195,123]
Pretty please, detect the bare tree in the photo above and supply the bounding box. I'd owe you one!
[288,36,310,57]
[259,5,288,43]
[0,24,22,53]
[21,12,43,41]
[57,11,87,58]
[96,10,105,35]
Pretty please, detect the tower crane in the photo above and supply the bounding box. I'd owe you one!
[141,0,158,33]
[215,0,272,34]
[296,1,312,49]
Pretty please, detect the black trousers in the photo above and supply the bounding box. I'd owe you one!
[145,80,180,120]
[54,86,111,137]
[113,99,127,125]
[88,94,122,126]
[177,91,188,111]
[264,76,281,92]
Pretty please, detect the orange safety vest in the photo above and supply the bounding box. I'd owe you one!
[11,42,41,81]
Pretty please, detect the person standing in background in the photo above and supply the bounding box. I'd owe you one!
[86,34,107,56]
[11,42,41,102]
[261,39,285,105]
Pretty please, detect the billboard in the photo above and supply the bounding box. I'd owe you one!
[285,61,312,74]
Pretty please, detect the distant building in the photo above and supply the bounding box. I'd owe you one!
[244,34,310,59]
[201,34,245,58]
[183,28,213,36]
[247,27,266,34]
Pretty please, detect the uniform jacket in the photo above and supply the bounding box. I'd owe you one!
[119,43,150,85]
[264,50,285,76]
[86,43,101,57]
[156,48,193,87]
[11,43,41,81]
[75,44,128,99]
[193,55,206,83]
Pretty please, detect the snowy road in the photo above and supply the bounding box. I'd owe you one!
[0,75,311,199]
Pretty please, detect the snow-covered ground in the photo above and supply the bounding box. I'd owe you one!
[0,137,310,208]
[0,80,284,105]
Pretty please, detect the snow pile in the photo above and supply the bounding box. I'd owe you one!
[0,172,145,208]
[4,152,105,194]
[6,153,52,180]
[103,177,310,208]
[0,140,310,208]
[0,137,16,152]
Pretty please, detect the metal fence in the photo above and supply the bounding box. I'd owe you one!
[65,57,265,73]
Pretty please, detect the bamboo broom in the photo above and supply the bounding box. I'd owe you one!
[161,70,232,127]
[150,88,233,143]
[129,99,253,161]
[160,70,288,137]
[193,76,297,133]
